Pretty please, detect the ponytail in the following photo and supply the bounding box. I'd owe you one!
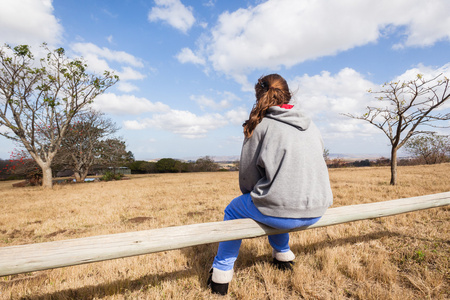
[243,74,291,138]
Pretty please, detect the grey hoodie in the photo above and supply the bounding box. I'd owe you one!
[239,105,333,218]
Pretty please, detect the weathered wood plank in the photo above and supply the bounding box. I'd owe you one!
[0,192,449,277]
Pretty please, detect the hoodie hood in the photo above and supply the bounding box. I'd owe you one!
[265,105,311,130]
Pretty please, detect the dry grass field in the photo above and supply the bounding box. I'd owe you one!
[0,164,449,299]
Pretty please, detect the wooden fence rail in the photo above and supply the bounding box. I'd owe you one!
[0,192,449,277]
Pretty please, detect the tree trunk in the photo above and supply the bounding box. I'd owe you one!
[390,147,398,185]
[81,169,89,181]
[74,169,89,182]
[74,172,82,182]
[29,153,53,188]
[41,164,53,188]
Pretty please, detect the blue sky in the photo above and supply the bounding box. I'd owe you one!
[0,0,449,160]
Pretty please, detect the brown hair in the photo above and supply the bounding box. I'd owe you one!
[243,74,291,138]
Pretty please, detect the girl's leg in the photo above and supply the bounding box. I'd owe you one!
[213,193,322,270]
[212,240,242,271]
[268,233,290,253]
[267,216,321,265]
[210,194,255,294]
[212,194,254,271]
[267,216,321,254]
[268,233,296,270]
[210,193,322,289]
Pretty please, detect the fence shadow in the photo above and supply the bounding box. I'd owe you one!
[18,268,194,300]
[18,230,401,300]
[236,230,402,269]
[292,230,402,255]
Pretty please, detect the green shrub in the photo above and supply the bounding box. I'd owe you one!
[101,171,123,181]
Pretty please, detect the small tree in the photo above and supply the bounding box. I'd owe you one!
[0,149,40,181]
[195,156,219,172]
[97,138,131,173]
[404,134,449,164]
[344,73,450,185]
[55,110,119,182]
[323,148,330,163]
[0,44,118,188]
[155,158,180,173]
[127,160,156,174]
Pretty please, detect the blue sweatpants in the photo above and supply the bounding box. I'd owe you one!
[212,193,321,271]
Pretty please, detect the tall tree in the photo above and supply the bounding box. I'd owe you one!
[344,73,449,185]
[55,110,119,182]
[0,44,118,187]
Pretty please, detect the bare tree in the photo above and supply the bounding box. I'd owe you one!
[344,73,449,185]
[55,110,119,182]
[0,44,118,188]
[404,134,449,164]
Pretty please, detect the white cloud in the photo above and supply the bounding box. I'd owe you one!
[176,48,205,65]
[123,120,147,130]
[124,109,228,138]
[394,63,450,83]
[190,0,450,87]
[203,0,216,8]
[287,68,381,146]
[117,82,139,93]
[0,0,63,47]
[92,93,170,115]
[290,68,376,117]
[122,90,244,138]
[148,0,195,34]
[225,107,248,126]
[190,91,240,111]
[190,95,219,110]
[392,2,450,48]
[71,42,144,68]
[117,66,147,81]
[70,42,147,92]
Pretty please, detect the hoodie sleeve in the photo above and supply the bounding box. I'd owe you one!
[238,128,266,194]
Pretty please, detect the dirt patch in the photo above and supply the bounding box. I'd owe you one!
[28,220,42,225]
[127,217,154,224]
[8,229,35,239]
[45,229,67,238]
[186,211,205,217]
[12,180,28,188]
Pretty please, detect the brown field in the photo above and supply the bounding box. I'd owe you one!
[0,164,449,299]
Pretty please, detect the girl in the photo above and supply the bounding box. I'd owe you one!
[208,74,333,295]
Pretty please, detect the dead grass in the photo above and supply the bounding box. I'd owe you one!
[0,164,449,299]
